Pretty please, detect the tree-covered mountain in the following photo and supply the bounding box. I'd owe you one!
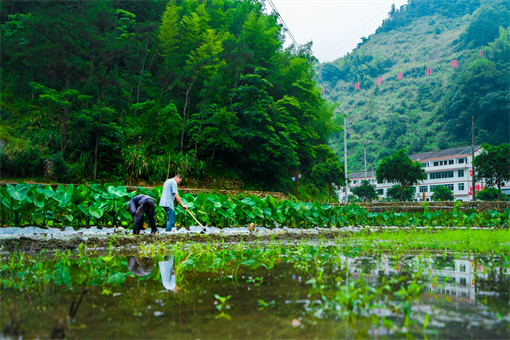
[1,0,340,197]
[317,0,509,173]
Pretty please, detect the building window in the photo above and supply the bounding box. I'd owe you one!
[449,159,454,165]
[458,158,464,164]
[433,161,439,166]
[353,180,357,184]
[430,171,454,179]
[458,170,464,177]
[377,189,384,195]
[419,186,428,193]
[460,277,467,286]
[431,184,454,192]
[458,183,464,191]
[459,264,467,272]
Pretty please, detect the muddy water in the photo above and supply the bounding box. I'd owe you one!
[1,253,509,339]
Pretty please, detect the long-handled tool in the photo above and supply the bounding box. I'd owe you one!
[186,209,206,234]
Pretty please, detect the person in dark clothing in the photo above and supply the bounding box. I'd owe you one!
[127,195,158,235]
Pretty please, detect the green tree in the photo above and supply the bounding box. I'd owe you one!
[352,180,378,202]
[386,185,415,202]
[376,149,426,202]
[476,187,509,201]
[431,186,454,201]
[474,143,510,200]
[30,82,92,157]
[312,159,345,203]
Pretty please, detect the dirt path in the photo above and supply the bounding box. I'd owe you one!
[0,227,347,253]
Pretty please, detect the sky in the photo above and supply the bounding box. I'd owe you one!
[267,0,409,63]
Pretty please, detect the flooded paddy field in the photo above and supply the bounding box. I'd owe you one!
[1,228,509,339]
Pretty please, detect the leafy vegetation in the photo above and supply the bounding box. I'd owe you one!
[376,149,426,202]
[0,183,508,228]
[431,185,454,201]
[0,0,340,195]
[477,187,509,202]
[351,179,378,201]
[386,185,415,202]
[474,143,510,200]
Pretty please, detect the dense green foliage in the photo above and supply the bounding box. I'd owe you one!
[431,185,454,201]
[376,149,426,202]
[474,143,510,200]
[319,0,510,173]
[477,187,509,202]
[0,183,508,228]
[351,179,378,201]
[0,0,339,193]
[386,185,415,202]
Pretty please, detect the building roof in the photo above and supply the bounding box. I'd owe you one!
[349,170,376,180]
[410,145,481,162]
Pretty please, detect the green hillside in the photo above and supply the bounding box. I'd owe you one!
[317,0,510,173]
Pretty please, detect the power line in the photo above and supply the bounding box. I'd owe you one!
[263,0,345,113]
[320,3,395,60]
[266,0,299,48]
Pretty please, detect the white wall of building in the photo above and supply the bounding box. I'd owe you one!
[341,146,509,202]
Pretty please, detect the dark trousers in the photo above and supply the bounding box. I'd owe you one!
[133,198,157,234]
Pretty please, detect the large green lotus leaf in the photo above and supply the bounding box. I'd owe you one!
[183,201,195,209]
[89,183,107,194]
[1,196,11,209]
[264,196,278,213]
[78,204,88,215]
[33,192,46,208]
[107,186,128,198]
[56,184,74,204]
[244,210,255,219]
[43,186,56,199]
[73,184,91,204]
[7,184,28,201]
[89,206,104,219]
[241,197,256,206]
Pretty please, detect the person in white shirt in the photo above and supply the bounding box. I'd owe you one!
[159,174,188,232]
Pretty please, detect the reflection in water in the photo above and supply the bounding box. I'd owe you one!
[159,255,177,292]
[127,255,178,292]
[3,288,90,340]
[341,254,510,300]
[127,257,154,276]
[1,251,508,339]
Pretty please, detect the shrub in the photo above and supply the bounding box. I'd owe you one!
[49,152,71,182]
[0,146,43,178]
[431,186,454,201]
[477,187,509,201]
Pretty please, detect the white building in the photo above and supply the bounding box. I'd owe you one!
[343,146,509,202]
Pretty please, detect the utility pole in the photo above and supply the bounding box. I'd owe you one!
[364,146,367,180]
[472,115,475,201]
[344,116,348,203]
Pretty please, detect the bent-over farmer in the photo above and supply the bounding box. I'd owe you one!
[128,194,158,235]
[160,174,188,232]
